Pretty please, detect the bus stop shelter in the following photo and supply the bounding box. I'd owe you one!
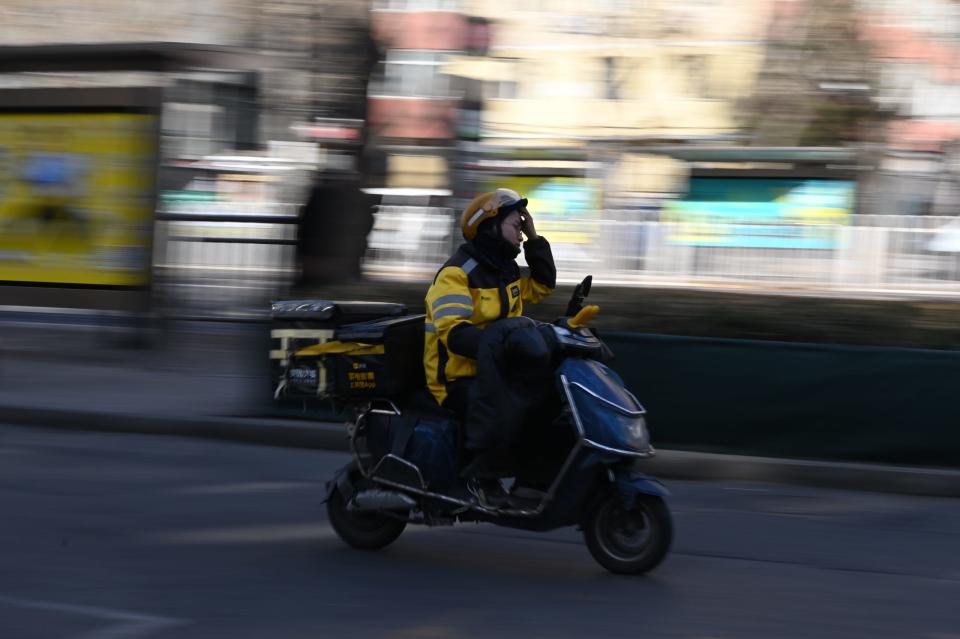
[0,42,260,315]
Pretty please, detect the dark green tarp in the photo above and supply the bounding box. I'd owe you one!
[604,333,960,466]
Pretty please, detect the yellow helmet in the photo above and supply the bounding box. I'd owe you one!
[459,188,528,240]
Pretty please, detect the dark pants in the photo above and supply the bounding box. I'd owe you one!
[443,377,564,484]
[441,378,477,425]
[442,378,509,479]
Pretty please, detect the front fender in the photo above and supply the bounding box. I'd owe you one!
[323,460,359,504]
[614,471,669,510]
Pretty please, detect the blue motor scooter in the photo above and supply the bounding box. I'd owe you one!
[323,277,672,574]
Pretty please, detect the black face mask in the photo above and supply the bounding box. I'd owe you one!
[473,219,520,263]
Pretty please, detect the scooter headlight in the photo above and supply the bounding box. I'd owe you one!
[621,414,650,452]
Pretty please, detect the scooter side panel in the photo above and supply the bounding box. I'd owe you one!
[558,359,644,415]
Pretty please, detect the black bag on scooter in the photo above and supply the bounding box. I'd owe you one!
[363,410,460,489]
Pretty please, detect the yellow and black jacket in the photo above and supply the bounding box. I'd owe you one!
[424,236,556,405]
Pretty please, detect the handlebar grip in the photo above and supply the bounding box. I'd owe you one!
[568,304,600,328]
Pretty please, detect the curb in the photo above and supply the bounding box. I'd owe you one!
[0,406,350,453]
[641,449,960,498]
[3,405,960,498]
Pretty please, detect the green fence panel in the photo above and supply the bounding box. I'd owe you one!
[604,333,960,466]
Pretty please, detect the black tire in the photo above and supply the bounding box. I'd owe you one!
[326,489,407,550]
[583,493,672,575]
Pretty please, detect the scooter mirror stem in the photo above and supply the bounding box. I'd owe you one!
[564,275,593,317]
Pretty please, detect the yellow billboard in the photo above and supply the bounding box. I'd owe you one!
[0,113,157,286]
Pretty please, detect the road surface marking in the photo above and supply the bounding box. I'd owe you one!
[172,481,317,495]
[0,595,184,639]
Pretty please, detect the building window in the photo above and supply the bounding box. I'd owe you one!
[164,102,224,158]
[604,57,624,100]
[486,80,518,100]
[370,50,452,98]
[372,0,462,10]
[680,55,714,100]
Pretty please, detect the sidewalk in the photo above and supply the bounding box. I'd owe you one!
[2,315,959,497]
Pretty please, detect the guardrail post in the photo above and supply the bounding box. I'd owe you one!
[833,225,889,290]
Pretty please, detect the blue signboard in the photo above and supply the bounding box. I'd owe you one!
[664,178,854,249]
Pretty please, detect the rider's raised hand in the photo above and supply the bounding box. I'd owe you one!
[519,207,538,241]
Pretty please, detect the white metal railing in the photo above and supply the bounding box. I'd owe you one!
[151,206,960,321]
[364,205,456,277]
[153,210,299,318]
[362,211,960,297]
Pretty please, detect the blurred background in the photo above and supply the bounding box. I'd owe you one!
[3,8,960,632]
[2,0,960,327]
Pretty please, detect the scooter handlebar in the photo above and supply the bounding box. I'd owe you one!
[568,304,600,328]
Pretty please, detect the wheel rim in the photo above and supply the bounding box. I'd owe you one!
[594,500,656,562]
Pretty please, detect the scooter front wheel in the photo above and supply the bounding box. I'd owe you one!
[583,493,672,575]
[326,489,407,550]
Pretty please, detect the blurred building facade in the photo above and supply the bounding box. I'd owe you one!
[5,0,958,195]
[453,0,770,141]
[0,0,378,157]
[438,0,774,201]
[0,0,252,46]
[0,1,261,156]
[367,1,470,191]
[856,0,960,217]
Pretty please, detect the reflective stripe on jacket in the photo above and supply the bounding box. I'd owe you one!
[424,236,555,405]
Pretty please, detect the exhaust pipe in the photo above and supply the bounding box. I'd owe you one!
[349,489,417,512]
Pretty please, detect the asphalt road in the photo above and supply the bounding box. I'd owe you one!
[2,424,958,639]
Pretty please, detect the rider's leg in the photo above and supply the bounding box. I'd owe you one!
[442,379,510,506]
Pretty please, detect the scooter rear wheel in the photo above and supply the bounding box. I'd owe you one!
[327,489,407,550]
[583,493,672,575]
